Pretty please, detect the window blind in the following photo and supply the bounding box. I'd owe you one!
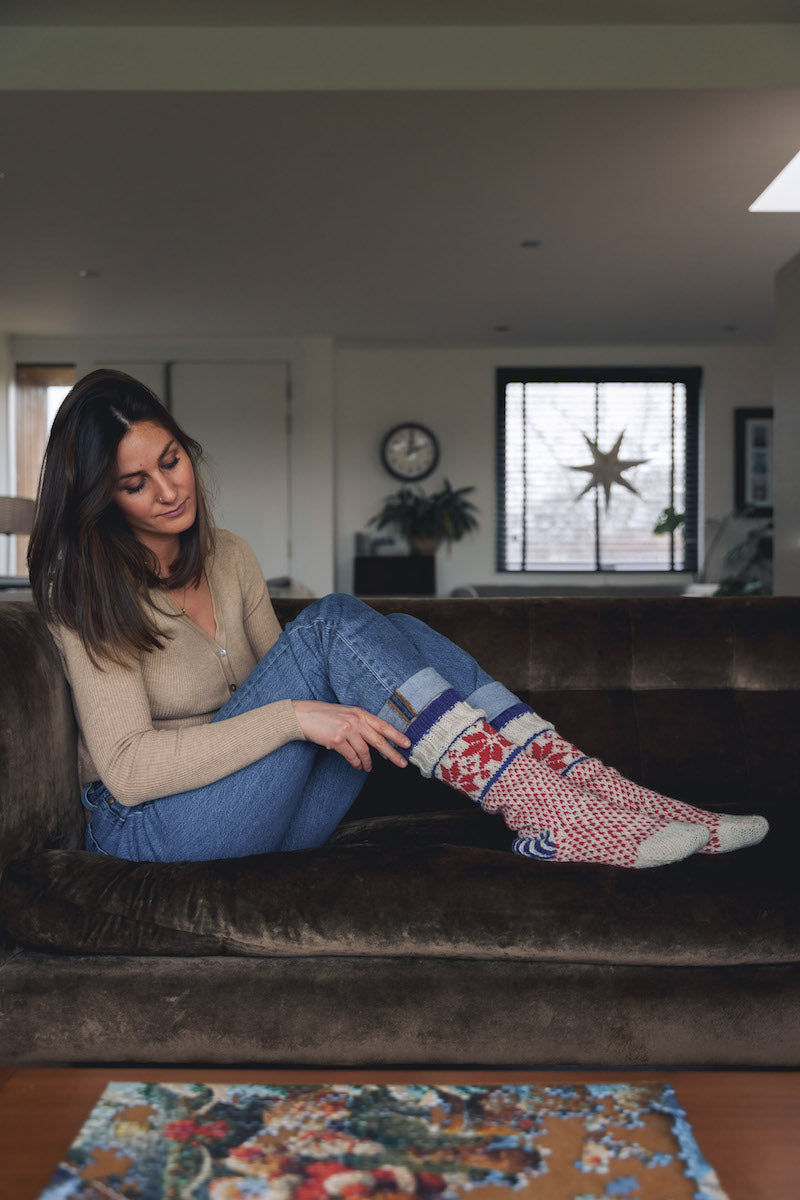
[496,367,700,573]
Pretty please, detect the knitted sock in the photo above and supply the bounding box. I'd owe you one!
[405,690,708,868]
[493,703,768,855]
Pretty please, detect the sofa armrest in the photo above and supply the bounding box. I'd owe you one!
[0,603,83,868]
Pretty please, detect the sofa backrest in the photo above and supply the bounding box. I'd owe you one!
[2,594,798,861]
[0,601,82,868]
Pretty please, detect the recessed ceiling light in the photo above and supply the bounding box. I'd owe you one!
[750,149,800,212]
[78,268,100,279]
[520,239,541,249]
[494,324,511,333]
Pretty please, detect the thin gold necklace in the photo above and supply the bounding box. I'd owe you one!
[162,576,188,614]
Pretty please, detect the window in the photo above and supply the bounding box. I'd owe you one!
[10,364,75,575]
[496,367,700,573]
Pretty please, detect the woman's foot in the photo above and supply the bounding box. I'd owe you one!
[492,709,768,856]
[406,691,711,868]
[512,819,709,867]
[565,760,769,854]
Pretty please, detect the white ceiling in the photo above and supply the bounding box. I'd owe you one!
[1,8,800,347]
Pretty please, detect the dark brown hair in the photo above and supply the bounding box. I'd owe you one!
[28,368,215,664]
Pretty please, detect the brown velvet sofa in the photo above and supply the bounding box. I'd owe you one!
[1,595,798,1068]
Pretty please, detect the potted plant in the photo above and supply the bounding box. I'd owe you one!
[654,505,773,595]
[368,479,479,555]
[716,512,773,595]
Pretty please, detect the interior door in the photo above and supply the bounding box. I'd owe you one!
[169,361,291,579]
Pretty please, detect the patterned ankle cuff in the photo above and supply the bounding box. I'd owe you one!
[407,690,485,778]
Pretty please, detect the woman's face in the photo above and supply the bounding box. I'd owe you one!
[113,420,197,546]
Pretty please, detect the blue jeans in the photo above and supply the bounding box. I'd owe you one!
[82,593,520,862]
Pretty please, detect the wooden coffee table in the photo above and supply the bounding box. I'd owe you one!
[1,1067,797,1200]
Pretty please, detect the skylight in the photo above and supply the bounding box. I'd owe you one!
[750,149,800,212]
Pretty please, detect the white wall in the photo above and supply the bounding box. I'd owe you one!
[335,343,774,595]
[0,334,10,497]
[773,251,800,596]
[2,333,777,597]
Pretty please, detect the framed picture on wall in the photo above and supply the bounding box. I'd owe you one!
[735,407,773,515]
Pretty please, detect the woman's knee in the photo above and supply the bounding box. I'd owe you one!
[289,592,372,630]
[386,611,425,638]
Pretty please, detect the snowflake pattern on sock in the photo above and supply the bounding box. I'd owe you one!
[494,707,588,774]
[526,728,588,773]
[435,722,520,801]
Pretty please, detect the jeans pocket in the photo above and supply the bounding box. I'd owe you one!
[83,782,126,855]
[81,779,115,812]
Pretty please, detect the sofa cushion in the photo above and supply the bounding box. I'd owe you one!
[0,811,795,967]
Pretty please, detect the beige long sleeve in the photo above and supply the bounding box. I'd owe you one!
[53,530,305,806]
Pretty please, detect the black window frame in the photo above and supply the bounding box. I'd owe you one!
[496,365,701,574]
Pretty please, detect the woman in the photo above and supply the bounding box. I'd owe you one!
[28,369,767,868]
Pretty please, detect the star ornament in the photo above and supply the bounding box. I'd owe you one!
[570,431,648,507]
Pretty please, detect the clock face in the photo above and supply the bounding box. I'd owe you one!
[381,423,440,482]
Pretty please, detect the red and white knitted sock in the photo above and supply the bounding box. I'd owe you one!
[406,691,707,868]
[493,704,768,855]
[567,759,769,854]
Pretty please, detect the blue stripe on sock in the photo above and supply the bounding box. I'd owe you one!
[405,688,465,755]
[513,831,557,860]
[493,702,534,730]
[562,755,591,774]
[527,729,551,744]
[476,742,526,804]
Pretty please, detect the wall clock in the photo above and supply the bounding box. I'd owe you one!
[381,423,440,482]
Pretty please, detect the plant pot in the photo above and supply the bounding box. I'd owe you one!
[408,536,441,556]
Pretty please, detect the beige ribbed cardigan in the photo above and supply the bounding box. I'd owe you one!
[52,530,304,806]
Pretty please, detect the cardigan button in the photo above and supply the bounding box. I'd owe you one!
[229,684,237,693]
[218,648,227,657]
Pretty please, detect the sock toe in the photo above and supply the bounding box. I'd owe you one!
[712,813,769,853]
[635,821,709,868]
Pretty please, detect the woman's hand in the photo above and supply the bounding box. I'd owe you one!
[291,700,411,771]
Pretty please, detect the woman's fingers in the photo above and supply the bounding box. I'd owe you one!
[327,718,373,770]
[360,712,410,768]
[291,701,411,770]
[328,709,409,771]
